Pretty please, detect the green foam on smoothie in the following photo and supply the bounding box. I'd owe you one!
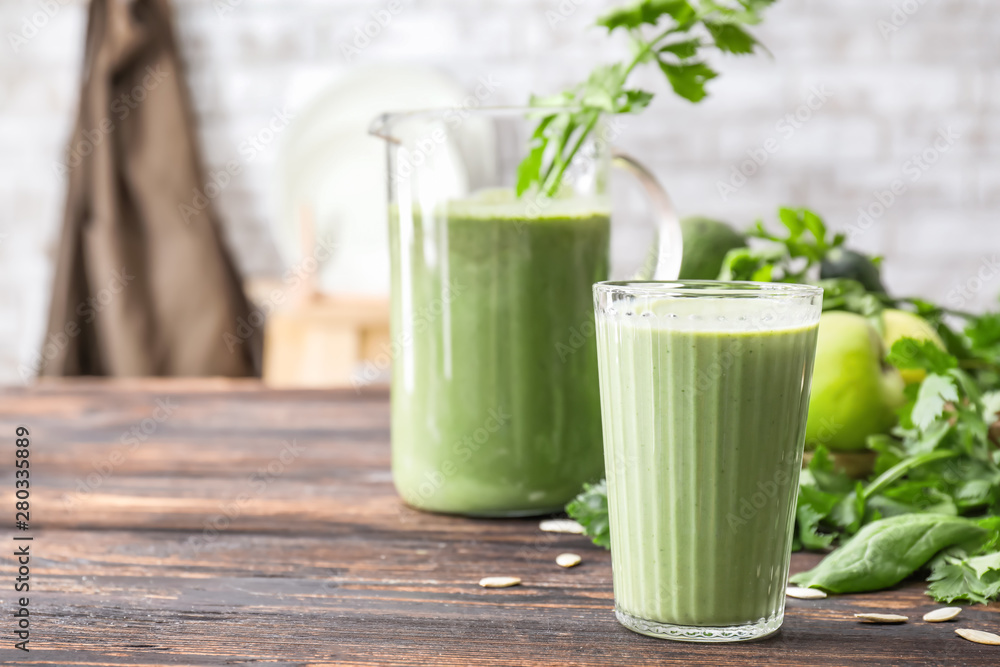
[445,188,611,223]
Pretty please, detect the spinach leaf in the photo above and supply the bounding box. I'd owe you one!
[789,514,988,593]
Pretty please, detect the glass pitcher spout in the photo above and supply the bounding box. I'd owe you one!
[368,112,399,144]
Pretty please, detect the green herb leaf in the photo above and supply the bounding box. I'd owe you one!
[966,313,1000,357]
[956,479,994,507]
[566,480,611,548]
[597,0,695,31]
[704,20,758,54]
[519,0,774,196]
[618,89,655,112]
[796,484,840,550]
[789,514,988,593]
[717,245,786,281]
[927,550,1000,604]
[657,60,718,102]
[806,444,854,495]
[515,114,556,196]
[777,206,806,237]
[801,209,829,250]
[827,483,866,535]
[911,374,959,431]
[887,338,958,375]
[659,38,701,59]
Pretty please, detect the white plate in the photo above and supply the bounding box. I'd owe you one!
[274,65,471,296]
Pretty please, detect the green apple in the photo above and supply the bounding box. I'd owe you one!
[806,311,905,452]
[881,309,946,385]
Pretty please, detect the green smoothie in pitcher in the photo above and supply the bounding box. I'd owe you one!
[389,191,610,515]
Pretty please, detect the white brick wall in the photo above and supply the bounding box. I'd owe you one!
[0,0,998,384]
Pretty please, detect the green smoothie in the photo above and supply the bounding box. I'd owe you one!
[595,287,820,639]
[390,191,610,515]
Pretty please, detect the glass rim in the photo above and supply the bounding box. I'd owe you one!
[370,106,585,138]
[594,280,824,299]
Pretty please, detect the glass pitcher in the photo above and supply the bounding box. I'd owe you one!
[370,107,682,516]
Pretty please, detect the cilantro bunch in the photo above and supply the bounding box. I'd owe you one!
[517,0,777,197]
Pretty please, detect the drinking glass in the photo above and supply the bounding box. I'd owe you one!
[593,280,822,641]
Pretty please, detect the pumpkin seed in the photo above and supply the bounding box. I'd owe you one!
[556,553,582,568]
[854,613,908,624]
[479,576,521,588]
[923,607,961,623]
[539,519,585,534]
[955,628,1000,646]
[786,586,827,600]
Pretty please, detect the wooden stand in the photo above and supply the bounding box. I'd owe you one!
[257,290,390,388]
[248,205,391,388]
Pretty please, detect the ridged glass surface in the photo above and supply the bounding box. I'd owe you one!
[595,287,819,638]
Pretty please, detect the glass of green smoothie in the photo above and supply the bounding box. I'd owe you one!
[369,108,683,516]
[593,280,822,642]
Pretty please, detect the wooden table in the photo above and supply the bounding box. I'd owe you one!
[1,380,997,666]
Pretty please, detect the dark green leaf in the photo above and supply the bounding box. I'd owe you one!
[801,209,828,247]
[515,114,555,196]
[966,313,1000,355]
[868,434,905,475]
[597,0,695,31]
[807,444,855,495]
[979,517,1000,552]
[717,245,785,281]
[617,89,655,113]
[887,338,958,375]
[797,484,840,551]
[566,480,610,548]
[518,0,775,199]
[704,20,758,54]
[827,483,866,535]
[657,60,718,102]
[868,488,957,519]
[659,38,701,59]
[777,207,806,237]
[789,514,988,593]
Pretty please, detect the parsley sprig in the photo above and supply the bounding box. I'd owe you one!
[517,0,777,198]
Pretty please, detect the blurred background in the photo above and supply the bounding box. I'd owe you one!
[0,0,996,385]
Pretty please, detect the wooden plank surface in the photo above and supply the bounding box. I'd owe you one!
[0,379,997,666]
